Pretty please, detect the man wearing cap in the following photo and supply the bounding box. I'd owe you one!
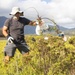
[2,7,39,63]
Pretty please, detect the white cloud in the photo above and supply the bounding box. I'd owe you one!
[0,0,17,9]
[0,0,75,28]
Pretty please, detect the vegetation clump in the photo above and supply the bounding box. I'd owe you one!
[0,35,75,75]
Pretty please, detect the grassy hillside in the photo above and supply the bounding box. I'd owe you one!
[0,35,75,75]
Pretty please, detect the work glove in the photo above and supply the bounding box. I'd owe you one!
[7,36,14,43]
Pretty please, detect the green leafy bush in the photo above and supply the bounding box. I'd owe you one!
[0,35,75,75]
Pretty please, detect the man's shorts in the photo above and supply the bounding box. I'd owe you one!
[4,42,30,57]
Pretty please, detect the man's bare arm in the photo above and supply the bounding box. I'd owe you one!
[2,26,8,37]
[29,21,38,26]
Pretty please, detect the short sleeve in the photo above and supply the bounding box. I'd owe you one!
[4,18,10,27]
[24,18,31,25]
[20,17,31,25]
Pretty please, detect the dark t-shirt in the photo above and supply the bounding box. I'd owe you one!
[4,17,31,42]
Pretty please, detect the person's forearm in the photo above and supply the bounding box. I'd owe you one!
[29,21,38,26]
[2,26,8,37]
[2,29,8,37]
[2,30,8,37]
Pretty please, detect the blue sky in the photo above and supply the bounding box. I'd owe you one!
[42,0,51,3]
[0,0,75,28]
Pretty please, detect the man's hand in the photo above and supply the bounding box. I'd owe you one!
[7,36,14,43]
